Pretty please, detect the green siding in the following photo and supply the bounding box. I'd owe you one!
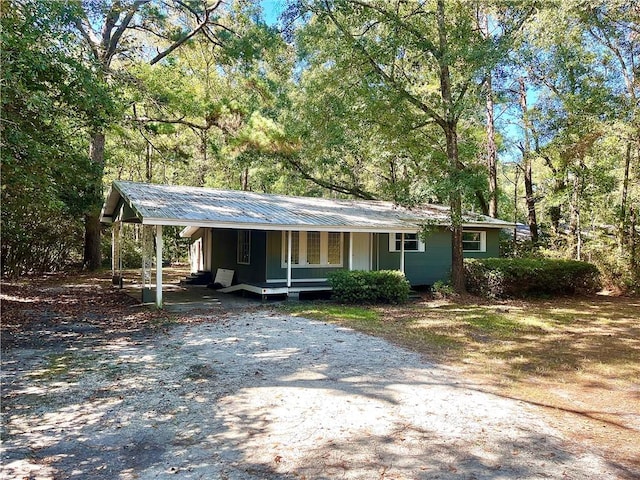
[378,228,500,285]
[210,227,501,287]
[464,228,500,258]
[378,231,451,286]
[210,229,267,284]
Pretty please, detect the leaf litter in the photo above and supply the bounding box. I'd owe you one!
[1,273,637,479]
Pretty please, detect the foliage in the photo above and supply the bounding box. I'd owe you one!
[327,270,411,304]
[498,0,639,288]
[288,0,538,292]
[1,0,114,276]
[2,0,637,290]
[431,280,456,298]
[464,258,601,299]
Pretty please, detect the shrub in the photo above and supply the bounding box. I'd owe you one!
[328,270,411,304]
[432,280,455,297]
[464,258,601,299]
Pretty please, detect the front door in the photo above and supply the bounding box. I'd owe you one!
[351,233,371,271]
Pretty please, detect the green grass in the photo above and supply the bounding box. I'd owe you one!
[463,312,524,335]
[284,303,379,323]
[282,297,640,384]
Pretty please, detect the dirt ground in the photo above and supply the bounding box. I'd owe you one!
[1,274,638,479]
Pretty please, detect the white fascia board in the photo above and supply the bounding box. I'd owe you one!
[180,226,200,238]
[99,185,119,223]
[142,217,421,233]
[462,221,516,229]
[139,217,513,231]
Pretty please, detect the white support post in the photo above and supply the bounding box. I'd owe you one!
[111,221,119,277]
[369,233,373,271]
[400,232,405,274]
[111,221,122,287]
[156,225,163,309]
[287,230,292,288]
[376,233,380,272]
[142,225,151,289]
[348,233,353,271]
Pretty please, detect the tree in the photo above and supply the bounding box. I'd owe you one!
[289,0,532,291]
[1,0,114,275]
[74,0,235,269]
[577,1,639,253]
[103,9,293,193]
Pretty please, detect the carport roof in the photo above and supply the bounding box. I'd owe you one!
[101,180,514,234]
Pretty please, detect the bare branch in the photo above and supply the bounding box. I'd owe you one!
[105,1,150,67]
[282,155,378,200]
[74,15,100,61]
[148,0,226,65]
[132,115,209,131]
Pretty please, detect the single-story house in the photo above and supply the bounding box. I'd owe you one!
[100,181,514,307]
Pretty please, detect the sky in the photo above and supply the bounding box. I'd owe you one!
[260,0,285,26]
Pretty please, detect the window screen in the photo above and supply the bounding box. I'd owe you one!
[328,232,342,264]
[307,231,321,264]
[237,231,251,264]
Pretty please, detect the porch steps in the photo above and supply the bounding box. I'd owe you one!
[180,270,213,286]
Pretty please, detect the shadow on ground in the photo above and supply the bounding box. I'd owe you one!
[2,305,636,479]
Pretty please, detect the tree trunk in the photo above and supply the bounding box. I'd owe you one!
[443,123,465,293]
[486,75,498,218]
[437,0,465,293]
[481,12,498,218]
[569,171,582,260]
[523,163,538,244]
[145,141,152,182]
[241,167,250,191]
[519,77,539,244]
[513,166,520,247]
[83,211,102,270]
[83,131,105,270]
[630,205,638,278]
[619,141,631,250]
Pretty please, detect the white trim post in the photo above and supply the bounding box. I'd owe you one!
[287,230,292,288]
[369,233,373,271]
[156,225,163,309]
[400,232,405,274]
[111,221,119,277]
[348,233,353,271]
[376,233,380,271]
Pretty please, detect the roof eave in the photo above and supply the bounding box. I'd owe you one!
[146,217,424,233]
[462,221,516,229]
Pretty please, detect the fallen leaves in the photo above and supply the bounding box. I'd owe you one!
[1,273,173,344]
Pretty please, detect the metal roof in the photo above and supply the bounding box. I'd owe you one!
[101,181,514,235]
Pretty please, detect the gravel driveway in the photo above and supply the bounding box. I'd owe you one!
[1,310,625,479]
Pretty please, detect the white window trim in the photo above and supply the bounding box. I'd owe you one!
[282,231,343,268]
[388,232,425,252]
[237,231,251,265]
[462,230,487,253]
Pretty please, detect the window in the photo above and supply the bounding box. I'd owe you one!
[237,231,251,264]
[283,231,343,267]
[462,231,486,252]
[327,232,342,265]
[307,231,321,265]
[290,231,300,265]
[389,233,425,252]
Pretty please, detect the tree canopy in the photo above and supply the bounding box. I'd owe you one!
[2,0,638,291]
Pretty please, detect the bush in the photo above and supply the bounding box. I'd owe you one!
[328,270,411,304]
[432,280,455,297]
[464,258,601,299]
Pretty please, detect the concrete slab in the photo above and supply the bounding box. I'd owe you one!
[121,282,277,312]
